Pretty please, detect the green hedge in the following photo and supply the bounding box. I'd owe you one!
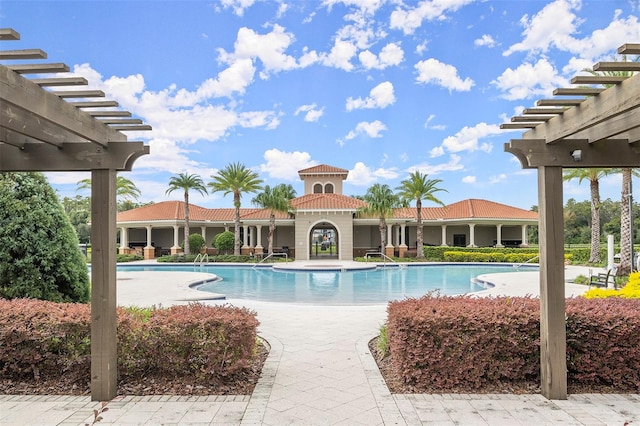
[386,295,640,392]
[0,299,260,387]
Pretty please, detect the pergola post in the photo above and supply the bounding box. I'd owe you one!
[90,169,118,401]
[537,166,567,399]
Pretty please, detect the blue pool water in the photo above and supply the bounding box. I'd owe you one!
[117,264,536,305]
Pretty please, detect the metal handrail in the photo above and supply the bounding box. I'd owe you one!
[514,255,539,269]
[193,253,209,266]
[252,252,288,268]
[364,251,405,268]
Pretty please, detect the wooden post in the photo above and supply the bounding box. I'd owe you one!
[537,166,567,399]
[90,169,118,401]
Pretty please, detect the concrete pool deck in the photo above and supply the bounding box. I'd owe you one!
[2,261,639,425]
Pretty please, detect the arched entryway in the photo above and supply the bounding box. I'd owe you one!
[309,222,339,259]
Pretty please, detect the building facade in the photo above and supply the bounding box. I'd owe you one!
[116,164,538,260]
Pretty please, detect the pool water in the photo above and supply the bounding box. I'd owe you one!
[117,264,535,305]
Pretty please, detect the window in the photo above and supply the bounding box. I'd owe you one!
[325,183,334,193]
[313,183,323,193]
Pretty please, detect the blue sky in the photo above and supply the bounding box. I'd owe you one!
[2,0,639,209]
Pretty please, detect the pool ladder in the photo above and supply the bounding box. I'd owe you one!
[194,253,209,266]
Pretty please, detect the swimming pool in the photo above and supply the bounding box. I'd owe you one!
[117,264,536,305]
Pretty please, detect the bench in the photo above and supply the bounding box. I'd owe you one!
[589,270,613,288]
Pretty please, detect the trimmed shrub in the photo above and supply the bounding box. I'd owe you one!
[0,299,260,388]
[386,295,640,392]
[214,231,235,254]
[188,233,206,255]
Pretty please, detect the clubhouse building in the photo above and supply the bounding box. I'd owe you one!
[116,165,538,260]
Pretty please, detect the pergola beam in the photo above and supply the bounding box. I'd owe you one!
[31,77,88,87]
[523,72,640,143]
[0,142,150,171]
[505,139,640,169]
[1,65,126,146]
[7,63,70,74]
[0,48,46,60]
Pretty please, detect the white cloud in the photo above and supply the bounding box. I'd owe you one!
[260,149,317,180]
[415,58,474,92]
[492,58,568,100]
[231,25,301,77]
[503,0,582,56]
[321,39,358,71]
[415,40,428,55]
[390,0,475,35]
[424,114,446,130]
[474,34,496,48]
[430,146,445,158]
[462,175,476,184]
[219,0,256,16]
[359,42,404,69]
[440,123,499,154]
[344,156,399,183]
[406,154,464,175]
[346,81,395,110]
[295,104,325,122]
[489,173,508,184]
[344,120,387,140]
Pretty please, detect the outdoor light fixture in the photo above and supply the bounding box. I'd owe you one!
[570,149,582,162]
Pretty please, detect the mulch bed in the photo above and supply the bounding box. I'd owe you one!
[0,341,269,396]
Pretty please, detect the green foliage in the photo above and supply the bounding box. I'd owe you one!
[0,173,89,302]
[187,233,205,255]
[214,231,235,254]
[377,324,390,358]
[116,253,144,263]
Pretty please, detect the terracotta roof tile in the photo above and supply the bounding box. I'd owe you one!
[297,164,349,176]
[292,193,367,210]
[117,198,537,223]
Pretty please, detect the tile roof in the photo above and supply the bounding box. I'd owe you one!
[291,193,368,210]
[117,198,537,223]
[297,164,349,176]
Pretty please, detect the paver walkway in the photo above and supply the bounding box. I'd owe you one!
[1,262,639,425]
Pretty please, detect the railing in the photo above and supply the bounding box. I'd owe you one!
[252,252,288,268]
[513,255,539,270]
[193,253,209,266]
[364,251,406,268]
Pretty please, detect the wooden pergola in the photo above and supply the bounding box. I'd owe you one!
[0,28,150,401]
[503,43,640,399]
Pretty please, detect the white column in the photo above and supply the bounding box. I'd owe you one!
[521,224,528,247]
[120,227,129,250]
[495,224,503,247]
[243,225,249,247]
[201,226,207,247]
[256,225,263,249]
[468,224,476,247]
[400,223,407,247]
[386,225,393,247]
[172,225,180,248]
[395,225,401,246]
[440,224,448,246]
[145,225,153,249]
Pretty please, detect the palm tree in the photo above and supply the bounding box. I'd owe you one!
[396,171,447,259]
[583,56,639,274]
[357,183,402,252]
[166,173,208,256]
[618,168,640,274]
[252,184,297,255]
[563,168,613,263]
[77,175,142,201]
[209,163,263,256]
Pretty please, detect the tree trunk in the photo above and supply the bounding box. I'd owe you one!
[184,191,190,256]
[268,214,275,255]
[589,179,601,263]
[619,168,632,275]
[234,193,241,256]
[379,217,386,249]
[416,198,424,259]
